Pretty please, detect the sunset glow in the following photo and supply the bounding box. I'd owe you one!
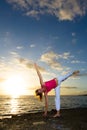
[0,0,87,96]
[3,74,27,98]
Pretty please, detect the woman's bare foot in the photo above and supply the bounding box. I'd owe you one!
[53,110,60,117]
[53,113,60,118]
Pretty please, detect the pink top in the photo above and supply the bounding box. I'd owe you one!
[44,78,57,93]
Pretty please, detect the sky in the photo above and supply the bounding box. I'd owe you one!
[0,0,87,97]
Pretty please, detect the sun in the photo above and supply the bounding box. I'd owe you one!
[3,74,27,98]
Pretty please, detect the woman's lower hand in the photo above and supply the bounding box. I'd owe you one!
[43,111,47,117]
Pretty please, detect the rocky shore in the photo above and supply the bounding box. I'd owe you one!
[0,108,87,130]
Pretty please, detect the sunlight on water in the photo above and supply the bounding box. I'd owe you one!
[0,95,87,119]
[10,98,19,114]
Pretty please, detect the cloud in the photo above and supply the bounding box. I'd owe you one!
[10,51,19,58]
[0,78,5,82]
[72,32,76,36]
[40,51,72,70]
[16,46,23,49]
[71,60,86,64]
[18,57,46,72]
[30,44,35,48]
[61,52,73,59]
[18,57,34,69]
[26,10,40,19]
[78,73,87,77]
[40,51,62,70]
[78,90,87,95]
[7,0,28,9]
[6,0,87,21]
[62,86,77,89]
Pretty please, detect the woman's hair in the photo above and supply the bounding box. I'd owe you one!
[35,89,43,101]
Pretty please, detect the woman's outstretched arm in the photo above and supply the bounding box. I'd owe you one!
[34,63,44,87]
[43,93,48,117]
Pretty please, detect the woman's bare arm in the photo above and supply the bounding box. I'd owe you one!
[44,93,48,116]
[34,63,44,87]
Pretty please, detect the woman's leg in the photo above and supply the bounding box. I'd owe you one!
[54,86,61,117]
[53,72,73,117]
[58,72,73,83]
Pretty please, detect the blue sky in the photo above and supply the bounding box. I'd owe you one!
[0,0,87,96]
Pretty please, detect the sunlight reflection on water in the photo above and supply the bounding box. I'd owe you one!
[10,98,19,114]
[0,95,87,119]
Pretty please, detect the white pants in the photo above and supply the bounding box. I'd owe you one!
[54,72,73,111]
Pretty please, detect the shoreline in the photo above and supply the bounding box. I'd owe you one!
[0,108,87,130]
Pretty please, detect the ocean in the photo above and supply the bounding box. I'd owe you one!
[0,95,87,119]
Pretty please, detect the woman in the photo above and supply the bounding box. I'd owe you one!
[34,63,79,117]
